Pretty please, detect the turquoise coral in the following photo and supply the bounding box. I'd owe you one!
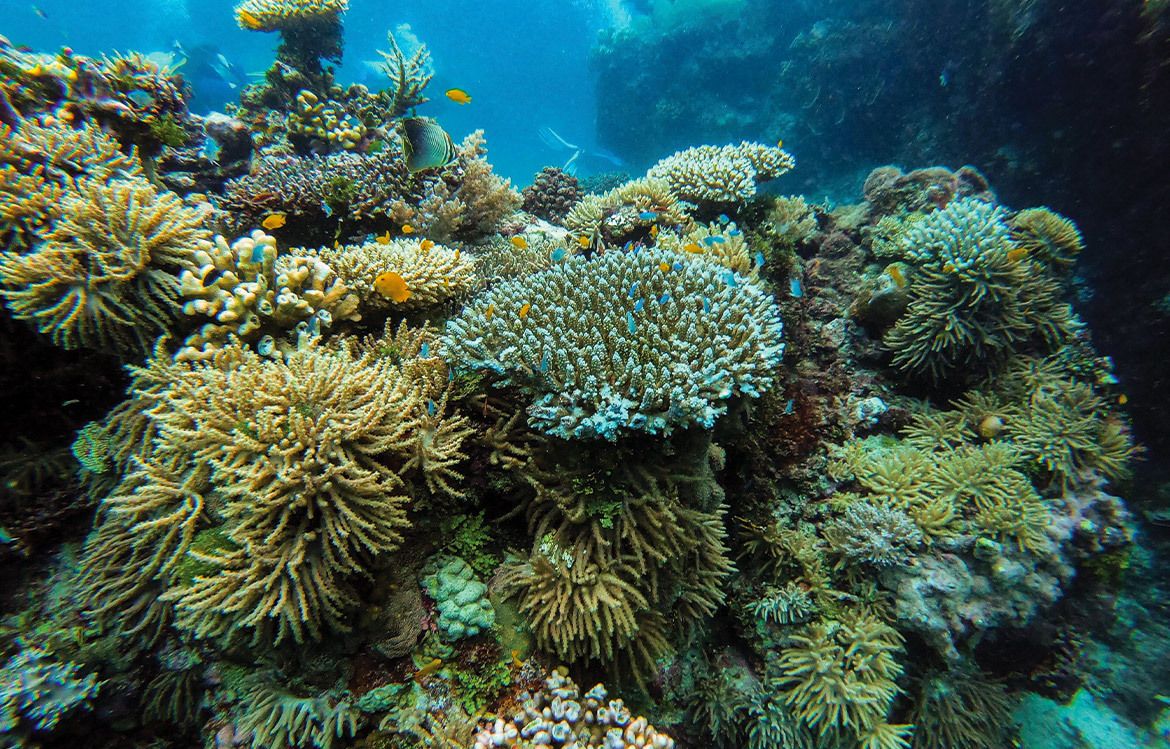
[421,556,495,641]
[442,248,784,440]
[0,646,100,740]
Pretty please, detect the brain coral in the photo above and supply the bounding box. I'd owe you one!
[646,142,796,203]
[442,248,784,440]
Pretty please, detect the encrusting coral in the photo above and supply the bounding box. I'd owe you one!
[176,229,361,362]
[646,141,795,203]
[0,174,209,352]
[443,247,785,440]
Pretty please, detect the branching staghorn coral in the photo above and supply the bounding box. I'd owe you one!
[418,131,522,242]
[775,613,909,746]
[376,30,433,118]
[646,142,795,203]
[176,230,361,362]
[316,238,477,314]
[0,175,209,353]
[883,198,1079,383]
[156,340,468,645]
[442,248,785,440]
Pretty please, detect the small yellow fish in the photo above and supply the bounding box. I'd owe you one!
[943,262,956,273]
[511,649,524,667]
[485,303,495,320]
[413,658,442,683]
[511,235,529,250]
[885,264,906,288]
[454,249,461,261]
[1006,247,1028,263]
[401,224,416,235]
[333,240,340,249]
[374,271,412,303]
[237,8,264,30]
[683,242,704,254]
[375,231,391,245]
[777,138,784,148]
[446,88,472,105]
[261,213,286,230]
[658,261,671,272]
[519,303,531,319]
[1119,394,1129,405]
[419,239,436,251]
[649,225,659,239]
[577,235,591,248]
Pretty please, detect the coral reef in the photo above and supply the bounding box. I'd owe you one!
[646,142,795,204]
[315,237,477,314]
[522,167,582,224]
[564,177,691,244]
[421,556,495,641]
[0,646,100,739]
[442,248,784,440]
[176,229,361,362]
[235,0,349,32]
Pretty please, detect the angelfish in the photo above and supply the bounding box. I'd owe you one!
[400,117,457,172]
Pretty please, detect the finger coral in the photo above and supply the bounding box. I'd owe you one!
[646,142,796,204]
[442,248,785,440]
[0,175,209,352]
[176,229,361,362]
[316,237,477,314]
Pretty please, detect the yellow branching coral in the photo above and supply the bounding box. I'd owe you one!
[234,0,348,31]
[0,117,139,182]
[0,165,63,251]
[565,177,691,241]
[176,230,361,362]
[646,141,796,203]
[0,175,209,352]
[761,195,818,252]
[316,238,477,313]
[655,221,755,274]
[776,613,908,743]
[149,339,470,645]
[1009,207,1084,272]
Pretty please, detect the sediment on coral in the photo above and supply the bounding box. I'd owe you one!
[443,247,785,440]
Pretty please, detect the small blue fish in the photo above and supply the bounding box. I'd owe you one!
[0,526,11,544]
[728,229,742,237]
[723,271,738,288]
[251,244,266,264]
[200,137,221,164]
[704,236,726,246]
[626,311,636,333]
[784,398,795,414]
[639,211,659,221]
[702,296,711,313]
[755,251,766,267]
[628,281,640,299]
[322,201,334,218]
[426,399,437,416]
[718,214,730,225]
[420,342,431,357]
[658,293,671,304]
[623,241,633,252]
[672,261,683,271]
[789,277,803,298]
[634,299,645,312]
[551,247,567,262]
[540,352,550,373]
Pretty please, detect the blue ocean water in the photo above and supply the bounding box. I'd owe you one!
[0,1,1168,748]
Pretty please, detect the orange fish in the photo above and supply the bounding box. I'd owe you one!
[1119,394,1128,405]
[658,261,671,272]
[519,303,531,319]
[261,213,286,230]
[683,242,704,254]
[419,239,436,251]
[401,224,416,235]
[454,249,461,261]
[511,235,529,250]
[886,264,906,288]
[374,271,412,303]
[375,231,391,245]
[485,303,495,320]
[446,88,472,105]
[1006,247,1028,263]
[649,225,659,239]
[777,138,784,148]
[238,9,265,30]
[413,658,442,683]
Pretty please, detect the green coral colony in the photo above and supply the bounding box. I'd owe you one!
[0,2,1141,749]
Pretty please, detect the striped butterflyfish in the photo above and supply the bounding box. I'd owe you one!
[400,117,457,172]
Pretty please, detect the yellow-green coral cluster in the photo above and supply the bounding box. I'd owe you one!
[442,247,785,440]
[0,174,209,352]
[655,220,756,274]
[289,90,367,151]
[234,0,348,30]
[565,177,691,240]
[176,230,361,362]
[646,141,796,203]
[317,237,477,313]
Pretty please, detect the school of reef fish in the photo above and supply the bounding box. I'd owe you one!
[0,1,1146,748]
